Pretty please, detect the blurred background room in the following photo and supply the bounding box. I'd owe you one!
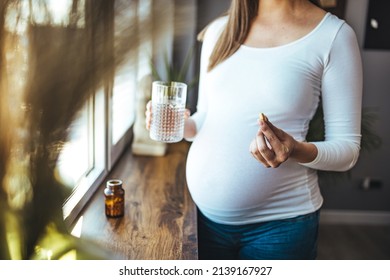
[0,0,389,260]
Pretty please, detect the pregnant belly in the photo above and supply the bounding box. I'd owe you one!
[185,136,294,212]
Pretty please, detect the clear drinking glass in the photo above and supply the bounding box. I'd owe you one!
[149,81,187,143]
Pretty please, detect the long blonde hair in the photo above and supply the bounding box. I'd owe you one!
[199,0,259,72]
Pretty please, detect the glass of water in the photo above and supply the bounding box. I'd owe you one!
[149,81,187,143]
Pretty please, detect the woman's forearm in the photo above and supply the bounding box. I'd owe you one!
[291,141,318,164]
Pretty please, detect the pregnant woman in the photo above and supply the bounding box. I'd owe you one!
[146,0,362,260]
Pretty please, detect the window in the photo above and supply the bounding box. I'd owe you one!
[63,0,142,225]
[61,90,106,223]
[57,101,93,188]
[2,0,175,229]
[108,0,139,166]
[61,0,162,226]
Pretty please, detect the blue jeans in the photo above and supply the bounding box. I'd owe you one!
[197,209,320,260]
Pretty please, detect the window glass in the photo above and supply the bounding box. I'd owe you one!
[111,63,136,145]
[56,102,92,188]
[62,89,106,221]
[111,0,138,145]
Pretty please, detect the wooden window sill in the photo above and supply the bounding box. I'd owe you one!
[75,141,198,259]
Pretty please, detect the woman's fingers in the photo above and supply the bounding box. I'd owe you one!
[184,108,191,119]
[250,115,294,168]
[249,136,271,168]
[145,100,152,130]
[259,121,290,164]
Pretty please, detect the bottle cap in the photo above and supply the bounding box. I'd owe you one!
[106,179,122,187]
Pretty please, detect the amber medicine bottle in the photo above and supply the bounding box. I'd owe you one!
[104,179,125,218]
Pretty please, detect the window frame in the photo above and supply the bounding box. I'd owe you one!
[62,0,137,227]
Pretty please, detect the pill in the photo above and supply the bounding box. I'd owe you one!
[259,113,268,122]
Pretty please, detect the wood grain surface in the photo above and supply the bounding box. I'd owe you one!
[77,141,198,259]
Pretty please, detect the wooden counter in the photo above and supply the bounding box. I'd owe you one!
[77,141,198,259]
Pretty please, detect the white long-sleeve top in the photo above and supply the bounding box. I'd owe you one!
[186,13,363,225]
